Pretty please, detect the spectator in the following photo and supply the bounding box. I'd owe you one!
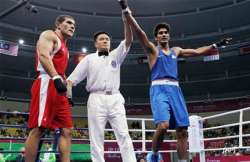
[40,143,56,162]
[137,157,146,162]
[0,148,11,162]
[16,147,25,162]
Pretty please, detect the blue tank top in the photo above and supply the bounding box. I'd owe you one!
[151,48,178,81]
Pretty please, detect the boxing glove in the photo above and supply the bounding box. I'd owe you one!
[118,0,128,9]
[53,75,67,94]
[213,38,232,48]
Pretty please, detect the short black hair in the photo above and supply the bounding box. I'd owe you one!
[153,23,170,37]
[93,31,111,42]
[55,15,75,28]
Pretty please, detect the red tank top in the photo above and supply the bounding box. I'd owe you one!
[35,32,69,77]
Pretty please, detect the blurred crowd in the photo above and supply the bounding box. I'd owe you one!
[1,111,250,158]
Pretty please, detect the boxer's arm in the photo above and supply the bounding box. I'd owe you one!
[37,30,58,78]
[174,46,215,57]
[118,0,158,69]
[124,12,157,57]
[118,0,156,56]
[38,30,67,93]
[174,38,232,57]
[122,13,133,51]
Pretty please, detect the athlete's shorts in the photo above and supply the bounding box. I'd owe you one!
[28,75,72,129]
[150,84,189,129]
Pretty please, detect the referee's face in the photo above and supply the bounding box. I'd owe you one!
[95,33,111,52]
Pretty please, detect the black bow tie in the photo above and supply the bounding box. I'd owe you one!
[98,51,109,56]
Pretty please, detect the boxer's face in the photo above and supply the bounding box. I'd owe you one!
[155,28,170,44]
[58,17,75,38]
[95,33,111,52]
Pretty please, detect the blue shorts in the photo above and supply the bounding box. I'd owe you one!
[150,84,189,129]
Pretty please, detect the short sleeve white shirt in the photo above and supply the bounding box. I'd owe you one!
[67,40,129,93]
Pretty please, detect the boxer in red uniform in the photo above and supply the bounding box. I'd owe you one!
[25,15,75,162]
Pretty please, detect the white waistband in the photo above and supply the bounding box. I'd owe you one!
[38,73,50,79]
[91,90,119,95]
[151,79,179,86]
[38,74,65,80]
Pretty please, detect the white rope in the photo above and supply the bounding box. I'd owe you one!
[202,107,250,120]
[203,135,239,141]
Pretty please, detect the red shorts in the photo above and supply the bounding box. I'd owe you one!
[28,75,73,129]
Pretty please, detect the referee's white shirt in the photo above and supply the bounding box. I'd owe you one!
[67,40,129,92]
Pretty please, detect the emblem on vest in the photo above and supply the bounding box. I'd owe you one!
[111,60,117,68]
[172,55,177,59]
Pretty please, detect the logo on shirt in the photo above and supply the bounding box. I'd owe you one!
[111,60,117,68]
[172,55,177,59]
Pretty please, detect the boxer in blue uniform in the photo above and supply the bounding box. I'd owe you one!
[118,1,231,162]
